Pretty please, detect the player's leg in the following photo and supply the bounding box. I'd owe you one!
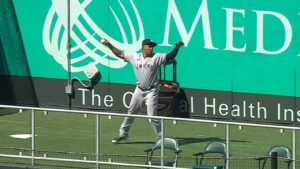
[145,87,161,139]
[112,87,143,143]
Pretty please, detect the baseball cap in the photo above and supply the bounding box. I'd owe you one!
[142,39,157,47]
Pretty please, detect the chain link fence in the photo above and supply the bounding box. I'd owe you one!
[1,148,299,169]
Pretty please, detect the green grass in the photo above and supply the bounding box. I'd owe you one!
[0,109,299,168]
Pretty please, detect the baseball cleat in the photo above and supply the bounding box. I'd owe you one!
[112,135,128,144]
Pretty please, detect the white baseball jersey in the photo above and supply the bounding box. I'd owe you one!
[123,53,167,89]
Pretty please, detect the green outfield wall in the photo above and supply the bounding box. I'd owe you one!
[0,0,300,126]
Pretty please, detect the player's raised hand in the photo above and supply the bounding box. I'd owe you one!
[101,38,109,45]
[175,41,184,48]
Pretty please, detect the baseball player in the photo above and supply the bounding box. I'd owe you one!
[101,38,184,144]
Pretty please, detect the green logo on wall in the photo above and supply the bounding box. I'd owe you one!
[11,0,300,96]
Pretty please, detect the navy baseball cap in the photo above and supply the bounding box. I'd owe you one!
[142,39,157,47]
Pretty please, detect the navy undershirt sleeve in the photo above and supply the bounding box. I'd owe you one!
[166,48,179,61]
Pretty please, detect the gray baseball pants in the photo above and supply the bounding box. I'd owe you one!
[119,86,161,139]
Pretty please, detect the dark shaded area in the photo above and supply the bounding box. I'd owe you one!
[175,137,250,147]
[0,75,38,106]
[119,136,250,147]
[158,59,190,118]
[157,88,190,118]
[118,141,155,145]
[172,89,189,118]
[0,0,38,106]
[0,108,18,116]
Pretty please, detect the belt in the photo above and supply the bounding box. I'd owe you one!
[137,85,156,91]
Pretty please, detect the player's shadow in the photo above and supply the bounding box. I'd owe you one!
[118,136,250,146]
[175,136,250,146]
[118,141,155,145]
[116,137,249,146]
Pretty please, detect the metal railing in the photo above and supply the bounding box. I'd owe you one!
[0,104,299,169]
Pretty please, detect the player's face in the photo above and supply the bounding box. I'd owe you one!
[142,45,154,56]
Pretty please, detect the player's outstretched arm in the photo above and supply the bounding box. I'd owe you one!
[166,41,184,61]
[101,38,124,59]
[175,41,184,49]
